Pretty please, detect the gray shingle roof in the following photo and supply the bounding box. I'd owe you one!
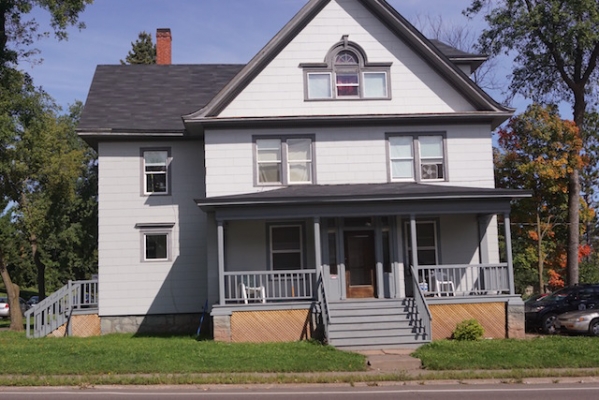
[196,182,530,210]
[77,64,244,132]
[428,40,485,59]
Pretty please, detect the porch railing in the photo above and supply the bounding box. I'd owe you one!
[224,269,317,304]
[416,263,510,297]
[25,279,99,338]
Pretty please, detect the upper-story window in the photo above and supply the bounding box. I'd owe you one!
[255,136,314,185]
[302,36,391,100]
[388,134,446,182]
[142,148,171,195]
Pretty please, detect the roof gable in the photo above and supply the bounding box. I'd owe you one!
[184,0,511,123]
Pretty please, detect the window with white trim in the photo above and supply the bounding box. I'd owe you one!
[136,223,174,262]
[405,221,439,266]
[256,137,314,185]
[142,149,170,194]
[269,225,303,271]
[388,135,445,181]
[144,233,169,261]
[303,37,391,100]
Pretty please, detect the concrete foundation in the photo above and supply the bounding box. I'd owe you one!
[100,313,203,335]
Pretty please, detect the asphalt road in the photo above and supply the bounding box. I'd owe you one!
[2,384,599,400]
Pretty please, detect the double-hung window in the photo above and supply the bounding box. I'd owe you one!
[256,137,314,185]
[388,135,445,182]
[142,149,170,195]
[269,225,303,271]
[405,221,439,266]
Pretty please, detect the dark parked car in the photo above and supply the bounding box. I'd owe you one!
[26,296,39,309]
[525,284,599,334]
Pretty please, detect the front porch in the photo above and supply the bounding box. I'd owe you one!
[198,183,528,347]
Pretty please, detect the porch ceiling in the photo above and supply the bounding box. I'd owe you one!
[196,182,530,220]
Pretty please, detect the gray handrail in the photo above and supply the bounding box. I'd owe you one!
[410,265,432,340]
[25,279,98,338]
[317,271,331,342]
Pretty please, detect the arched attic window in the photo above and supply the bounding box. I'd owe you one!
[301,36,392,100]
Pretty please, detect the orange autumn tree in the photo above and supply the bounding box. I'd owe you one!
[495,104,587,293]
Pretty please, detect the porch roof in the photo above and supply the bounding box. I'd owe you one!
[196,183,530,220]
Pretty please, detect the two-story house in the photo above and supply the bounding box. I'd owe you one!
[76,0,528,348]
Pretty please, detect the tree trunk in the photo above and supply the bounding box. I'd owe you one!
[567,171,580,285]
[31,234,46,301]
[0,249,24,331]
[568,90,586,285]
[537,213,545,293]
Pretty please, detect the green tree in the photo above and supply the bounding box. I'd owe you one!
[466,0,599,285]
[13,99,91,299]
[121,31,156,65]
[1,0,92,67]
[495,104,585,292]
[0,0,92,330]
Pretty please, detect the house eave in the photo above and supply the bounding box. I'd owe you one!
[76,129,189,149]
[196,183,532,217]
[362,0,509,113]
[184,0,332,120]
[184,111,514,131]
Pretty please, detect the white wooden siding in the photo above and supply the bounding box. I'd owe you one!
[98,141,207,317]
[205,123,494,197]
[218,0,475,119]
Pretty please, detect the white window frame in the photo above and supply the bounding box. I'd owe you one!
[301,40,391,101]
[269,224,304,271]
[388,134,447,182]
[136,223,174,262]
[363,71,388,98]
[254,136,315,186]
[141,148,171,196]
[307,72,332,99]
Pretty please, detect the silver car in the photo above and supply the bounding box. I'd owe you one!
[0,297,27,319]
[556,309,599,336]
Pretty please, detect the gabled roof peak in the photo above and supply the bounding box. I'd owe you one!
[183,0,510,123]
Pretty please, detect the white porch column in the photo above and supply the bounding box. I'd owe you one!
[217,219,225,306]
[393,216,405,298]
[314,217,322,302]
[409,214,419,269]
[504,213,515,295]
[478,214,493,264]
[313,217,322,275]
[375,217,384,298]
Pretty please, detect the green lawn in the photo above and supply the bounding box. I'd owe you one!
[413,336,599,370]
[0,331,366,375]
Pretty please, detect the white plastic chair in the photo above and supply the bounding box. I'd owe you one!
[435,280,455,297]
[240,283,266,304]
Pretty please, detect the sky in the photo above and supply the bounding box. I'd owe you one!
[23,0,508,113]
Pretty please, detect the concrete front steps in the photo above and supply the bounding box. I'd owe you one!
[326,298,430,350]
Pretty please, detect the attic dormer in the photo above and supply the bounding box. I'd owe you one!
[300,35,393,100]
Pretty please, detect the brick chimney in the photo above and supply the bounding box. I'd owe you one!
[156,28,172,65]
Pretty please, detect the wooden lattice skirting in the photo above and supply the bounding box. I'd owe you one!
[430,302,506,339]
[50,313,101,338]
[231,309,312,342]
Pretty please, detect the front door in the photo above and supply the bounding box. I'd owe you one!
[344,230,376,298]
